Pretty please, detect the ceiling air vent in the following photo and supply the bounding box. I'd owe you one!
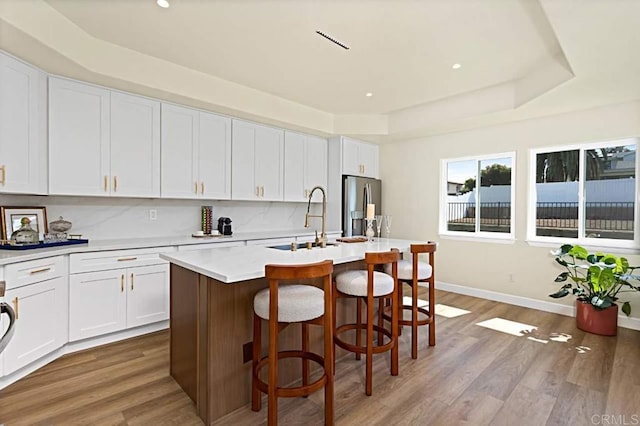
[315,31,350,50]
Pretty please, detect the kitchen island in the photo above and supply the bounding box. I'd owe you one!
[160,238,421,425]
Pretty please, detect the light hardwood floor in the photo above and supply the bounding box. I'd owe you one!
[1,289,639,425]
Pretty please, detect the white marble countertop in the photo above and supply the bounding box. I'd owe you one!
[160,238,423,283]
[0,229,341,266]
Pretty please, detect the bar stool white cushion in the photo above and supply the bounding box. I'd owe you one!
[254,284,324,323]
[385,260,432,281]
[335,270,394,297]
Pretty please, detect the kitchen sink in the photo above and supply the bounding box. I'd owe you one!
[268,242,339,251]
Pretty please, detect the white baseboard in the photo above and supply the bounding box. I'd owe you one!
[432,281,640,331]
[0,321,169,391]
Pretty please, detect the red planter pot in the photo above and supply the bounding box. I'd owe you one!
[575,300,618,336]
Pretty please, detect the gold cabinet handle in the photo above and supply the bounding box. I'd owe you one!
[130,273,134,291]
[117,257,138,262]
[0,165,5,186]
[195,182,198,194]
[13,297,19,319]
[29,267,51,275]
[104,175,108,192]
[121,274,124,292]
[260,186,265,197]
[256,186,259,197]
[113,176,118,192]
[200,182,204,195]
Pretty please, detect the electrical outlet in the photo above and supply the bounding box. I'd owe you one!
[149,209,157,221]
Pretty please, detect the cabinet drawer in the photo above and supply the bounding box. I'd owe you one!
[70,246,176,274]
[5,256,66,290]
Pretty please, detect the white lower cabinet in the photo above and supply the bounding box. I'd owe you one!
[69,263,169,341]
[68,248,172,342]
[2,256,68,376]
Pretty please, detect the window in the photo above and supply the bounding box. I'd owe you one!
[528,138,638,249]
[440,152,515,239]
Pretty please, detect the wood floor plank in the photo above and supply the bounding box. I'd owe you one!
[1,290,639,426]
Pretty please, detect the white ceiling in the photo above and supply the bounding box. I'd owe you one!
[1,0,639,141]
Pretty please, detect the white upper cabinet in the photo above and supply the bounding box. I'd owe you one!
[161,103,231,199]
[232,120,284,201]
[49,77,161,197]
[110,92,161,197]
[0,52,47,194]
[283,131,327,202]
[341,137,379,178]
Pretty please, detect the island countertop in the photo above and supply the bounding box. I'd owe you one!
[160,238,422,283]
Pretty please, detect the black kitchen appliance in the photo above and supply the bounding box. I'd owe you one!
[217,217,233,235]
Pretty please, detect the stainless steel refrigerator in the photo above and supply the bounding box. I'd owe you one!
[342,175,382,237]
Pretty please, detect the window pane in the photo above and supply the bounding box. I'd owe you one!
[479,158,512,233]
[535,150,579,238]
[447,160,476,232]
[584,145,636,240]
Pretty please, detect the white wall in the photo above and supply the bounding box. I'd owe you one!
[380,100,640,319]
[0,195,312,240]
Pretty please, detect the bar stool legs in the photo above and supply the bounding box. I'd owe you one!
[333,249,400,396]
[251,260,334,425]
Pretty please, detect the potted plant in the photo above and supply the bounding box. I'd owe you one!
[550,244,640,336]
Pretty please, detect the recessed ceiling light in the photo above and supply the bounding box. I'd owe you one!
[452,63,462,70]
[157,0,170,8]
[365,92,373,97]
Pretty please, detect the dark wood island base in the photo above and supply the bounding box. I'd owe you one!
[169,262,360,425]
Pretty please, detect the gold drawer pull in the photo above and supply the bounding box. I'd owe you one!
[200,182,204,195]
[104,175,108,192]
[30,267,51,275]
[121,274,124,292]
[131,273,134,291]
[113,176,118,192]
[117,257,138,262]
[195,182,198,194]
[13,297,19,319]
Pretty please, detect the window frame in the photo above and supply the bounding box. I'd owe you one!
[439,151,516,241]
[527,138,639,250]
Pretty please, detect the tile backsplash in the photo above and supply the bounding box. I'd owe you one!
[0,195,312,240]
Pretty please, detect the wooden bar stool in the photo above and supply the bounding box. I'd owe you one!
[384,242,437,359]
[333,249,399,396]
[251,259,334,426]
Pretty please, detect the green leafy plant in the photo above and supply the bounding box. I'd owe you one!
[550,244,640,316]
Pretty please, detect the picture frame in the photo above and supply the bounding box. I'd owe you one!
[1,206,48,241]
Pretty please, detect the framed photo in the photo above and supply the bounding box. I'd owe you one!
[1,206,48,241]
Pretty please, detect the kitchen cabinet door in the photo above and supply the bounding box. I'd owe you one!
[231,120,258,200]
[341,137,378,178]
[341,137,361,176]
[126,264,169,328]
[254,124,284,201]
[198,111,232,200]
[49,77,110,196]
[0,52,47,194]
[232,120,284,201]
[3,276,67,375]
[110,92,161,197]
[304,136,328,202]
[69,269,127,341]
[284,132,327,202]
[358,141,379,178]
[284,131,306,202]
[161,103,199,198]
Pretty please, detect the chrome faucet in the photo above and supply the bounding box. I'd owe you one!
[304,186,327,248]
